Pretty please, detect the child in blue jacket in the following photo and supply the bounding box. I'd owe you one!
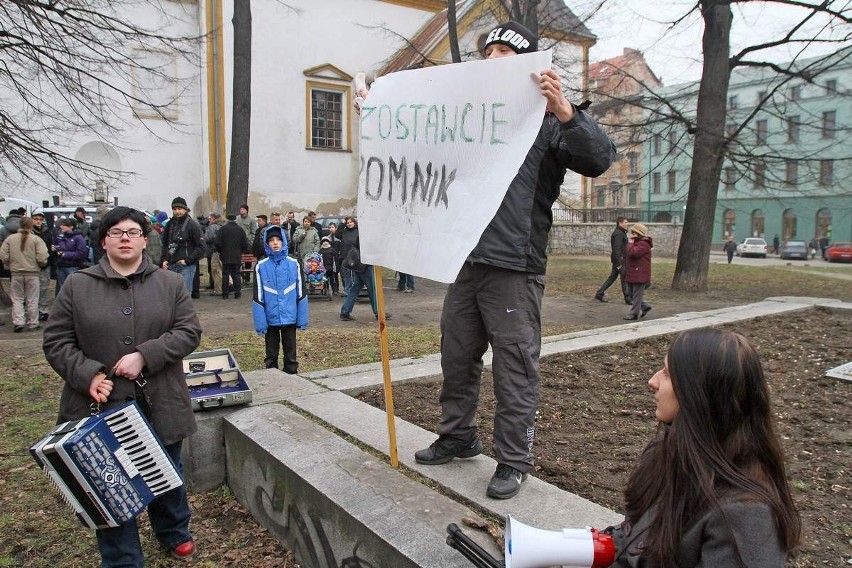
[252,226,308,373]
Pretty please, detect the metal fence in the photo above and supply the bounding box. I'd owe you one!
[551,207,683,224]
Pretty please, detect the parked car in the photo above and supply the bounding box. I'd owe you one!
[780,240,808,260]
[825,241,852,263]
[314,216,347,237]
[736,237,768,258]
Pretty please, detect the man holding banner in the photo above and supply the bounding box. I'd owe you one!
[357,21,615,499]
[417,22,615,499]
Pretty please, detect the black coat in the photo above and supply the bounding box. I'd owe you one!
[611,225,628,266]
[215,221,250,264]
[161,215,205,265]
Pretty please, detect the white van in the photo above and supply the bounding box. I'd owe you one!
[0,197,40,220]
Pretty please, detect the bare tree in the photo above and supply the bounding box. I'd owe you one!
[0,1,200,199]
[447,0,462,63]
[671,0,851,290]
[226,0,252,215]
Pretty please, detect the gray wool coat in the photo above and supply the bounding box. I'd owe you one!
[609,500,787,567]
[43,256,201,445]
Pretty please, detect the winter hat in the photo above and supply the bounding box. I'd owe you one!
[226,214,237,221]
[321,237,331,247]
[171,196,190,211]
[265,226,284,243]
[31,212,44,219]
[630,223,648,237]
[483,21,538,55]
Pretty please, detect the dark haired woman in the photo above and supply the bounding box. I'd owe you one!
[43,207,202,566]
[0,216,49,331]
[608,328,800,567]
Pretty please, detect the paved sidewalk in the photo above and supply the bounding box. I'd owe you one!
[304,296,850,394]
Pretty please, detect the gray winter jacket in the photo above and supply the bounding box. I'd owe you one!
[43,256,201,445]
[468,109,615,274]
[609,500,787,567]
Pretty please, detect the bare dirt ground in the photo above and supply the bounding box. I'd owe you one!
[357,307,852,567]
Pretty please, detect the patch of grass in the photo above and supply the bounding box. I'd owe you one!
[543,256,852,302]
[204,326,444,373]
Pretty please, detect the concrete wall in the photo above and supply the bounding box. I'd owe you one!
[549,222,684,257]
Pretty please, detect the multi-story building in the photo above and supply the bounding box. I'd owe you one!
[585,48,662,215]
[644,46,851,244]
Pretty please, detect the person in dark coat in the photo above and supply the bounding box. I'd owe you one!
[772,234,780,255]
[624,223,652,320]
[215,214,250,299]
[252,214,269,261]
[43,206,202,564]
[722,236,738,264]
[319,236,339,295]
[52,218,89,295]
[595,216,630,303]
[160,196,205,294]
[337,216,360,294]
[30,212,53,320]
[605,329,800,567]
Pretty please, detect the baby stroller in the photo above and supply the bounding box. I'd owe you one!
[303,252,332,301]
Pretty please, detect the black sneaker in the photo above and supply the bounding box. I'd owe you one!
[340,313,355,321]
[414,435,482,465]
[641,306,652,318]
[486,464,527,499]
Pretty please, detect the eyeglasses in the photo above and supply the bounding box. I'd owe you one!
[106,228,145,239]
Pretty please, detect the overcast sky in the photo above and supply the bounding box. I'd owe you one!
[577,0,850,86]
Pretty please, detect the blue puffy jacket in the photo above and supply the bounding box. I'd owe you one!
[251,226,308,333]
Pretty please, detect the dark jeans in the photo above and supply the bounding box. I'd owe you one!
[438,263,544,474]
[595,264,629,301]
[340,266,377,317]
[96,441,191,567]
[726,250,735,263]
[221,263,241,296]
[55,265,78,296]
[264,325,298,373]
[397,273,415,290]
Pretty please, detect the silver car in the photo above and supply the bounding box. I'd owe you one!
[781,241,808,260]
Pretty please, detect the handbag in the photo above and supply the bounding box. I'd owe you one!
[342,247,367,273]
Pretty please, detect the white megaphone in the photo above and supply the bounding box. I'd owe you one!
[504,515,615,568]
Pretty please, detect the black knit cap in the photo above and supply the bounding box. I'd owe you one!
[265,226,284,243]
[171,196,189,211]
[483,21,538,55]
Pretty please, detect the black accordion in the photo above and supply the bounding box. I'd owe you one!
[30,401,183,529]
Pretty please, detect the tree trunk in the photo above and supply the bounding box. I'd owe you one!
[523,0,539,37]
[226,0,252,216]
[671,0,732,291]
[447,0,461,63]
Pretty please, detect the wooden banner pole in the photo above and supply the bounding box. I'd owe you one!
[372,266,399,468]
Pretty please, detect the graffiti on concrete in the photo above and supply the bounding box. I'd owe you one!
[244,454,377,568]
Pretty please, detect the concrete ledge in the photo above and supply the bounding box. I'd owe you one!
[289,390,623,531]
[183,369,327,492]
[224,404,499,568]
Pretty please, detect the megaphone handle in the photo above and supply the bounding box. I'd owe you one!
[446,524,504,568]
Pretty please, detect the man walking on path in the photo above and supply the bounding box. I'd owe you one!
[594,216,630,304]
[723,236,738,264]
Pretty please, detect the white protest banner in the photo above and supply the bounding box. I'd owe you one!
[357,51,551,284]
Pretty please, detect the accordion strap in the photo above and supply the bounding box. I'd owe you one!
[90,368,151,420]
